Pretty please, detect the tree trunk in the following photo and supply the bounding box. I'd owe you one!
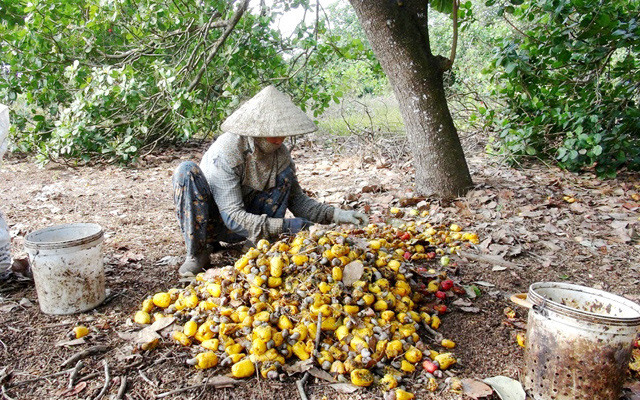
[348,0,473,198]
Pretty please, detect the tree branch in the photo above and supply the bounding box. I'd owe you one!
[502,14,541,44]
[100,18,225,61]
[186,0,249,93]
[444,0,459,71]
[178,12,221,76]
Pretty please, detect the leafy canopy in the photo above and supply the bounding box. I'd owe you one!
[0,0,363,164]
[485,0,640,176]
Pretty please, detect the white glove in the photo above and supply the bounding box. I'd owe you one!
[332,209,369,226]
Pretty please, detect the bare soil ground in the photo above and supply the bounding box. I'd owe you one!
[0,135,639,400]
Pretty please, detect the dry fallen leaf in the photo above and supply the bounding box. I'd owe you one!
[342,261,364,287]
[63,381,87,397]
[118,316,176,347]
[461,378,493,399]
[346,237,370,252]
[452,299,473,307]
[19,298,33,307]
[361,184,384,193]
[134,328,161,346]
[202,267,224,281]
[329,383,360,394]
[308,367,336,383]
[118,251,145,266]
[207,375,237,389]
[55,338,86,347]
[282,359,313,375]
[473,281,495,287]
[0,304,17,313]
[229,300,243,308]
[147,316,176,332]
[399,197,426,207]
[483,376,525,400]
[10,257,31,278]
[542,241,562,251]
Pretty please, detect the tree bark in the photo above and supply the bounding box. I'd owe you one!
[348,0,473,198]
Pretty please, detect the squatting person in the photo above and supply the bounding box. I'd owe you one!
[172,86,368,276]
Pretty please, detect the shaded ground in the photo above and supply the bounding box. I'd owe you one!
[0,135,639,399]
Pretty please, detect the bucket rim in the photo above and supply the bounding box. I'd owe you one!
[25,223,104,251]
[528,281,640,326]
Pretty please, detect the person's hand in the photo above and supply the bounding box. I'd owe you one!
[283,217,313,234]
[332,209,369,226]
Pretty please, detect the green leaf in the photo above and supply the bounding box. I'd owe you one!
[430,0,454,14]
[504,63,517,74]
[557,147,567,159]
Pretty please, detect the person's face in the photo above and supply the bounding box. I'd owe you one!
[265,136,285,146]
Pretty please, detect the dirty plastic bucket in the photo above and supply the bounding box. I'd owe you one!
[511,282,640,400]
[25,223,105,315]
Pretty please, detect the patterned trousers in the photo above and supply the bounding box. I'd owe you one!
[172,161,293,256]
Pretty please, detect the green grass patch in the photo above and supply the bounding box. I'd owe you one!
[317,95,405,138]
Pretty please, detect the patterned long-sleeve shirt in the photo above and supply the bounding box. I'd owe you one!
[200,133,335,243]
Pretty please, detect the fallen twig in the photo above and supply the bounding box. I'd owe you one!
[2,385,14,400]
[101,290,122,306]
[296,314,323,400]
[60,345,109,368]
[138,370,157,387]
[422,322,444,343]
[123,358,144,371]
[77,372,101,383]
[254,361,263,400]
[92,360,110,400]
[67,360,84,389]
[295,374,310,400]
[116,376,127,400]
[9,368,74,387]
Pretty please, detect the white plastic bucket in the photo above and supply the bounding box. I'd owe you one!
[512,282,640,400]
[25,223,105,315]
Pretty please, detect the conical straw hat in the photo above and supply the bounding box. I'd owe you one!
[220,86,317,137]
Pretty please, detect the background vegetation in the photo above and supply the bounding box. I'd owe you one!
[1,0,638,176]
[484,0,640,177]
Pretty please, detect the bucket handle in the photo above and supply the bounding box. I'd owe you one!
[510,293,533,309]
